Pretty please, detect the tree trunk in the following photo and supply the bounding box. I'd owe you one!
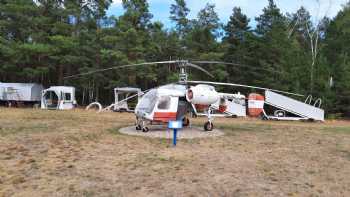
[58,65,64,85]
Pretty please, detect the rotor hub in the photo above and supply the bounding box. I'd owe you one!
[178,60,189,84]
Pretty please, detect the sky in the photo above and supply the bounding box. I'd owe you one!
[107,0,349,28]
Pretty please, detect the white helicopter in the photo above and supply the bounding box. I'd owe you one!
[65,60,302,132]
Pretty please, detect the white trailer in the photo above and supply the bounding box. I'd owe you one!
[0,83,43,105]
[41,86,77,110]
[264,90,324,121]
[113,87,142,112]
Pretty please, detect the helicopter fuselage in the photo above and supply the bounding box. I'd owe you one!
[134,84,223,132]
[134,84,188,123]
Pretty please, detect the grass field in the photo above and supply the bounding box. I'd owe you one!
[0,108,350,196]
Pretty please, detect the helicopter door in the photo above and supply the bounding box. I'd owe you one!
[153,96,179,122]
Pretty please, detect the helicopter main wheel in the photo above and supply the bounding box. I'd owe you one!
[204,121,214,131]
[136,125,142,130]
[183,117,190,127]
[142,127,149,133]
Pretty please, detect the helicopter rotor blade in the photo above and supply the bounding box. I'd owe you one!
[187,80,304,97]
[191,61,283,74]
[63,60,179,80]
[186,63,214,78]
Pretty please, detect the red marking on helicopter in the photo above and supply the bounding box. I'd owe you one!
[218,105,227,113]
[153,112,177,122]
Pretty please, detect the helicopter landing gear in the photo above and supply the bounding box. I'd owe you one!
[142,127,149,132]
[203,108,214,131]
[204,121,214,131]
[136,119,148,132]
[183,117,190,127]
[136,122,149,132]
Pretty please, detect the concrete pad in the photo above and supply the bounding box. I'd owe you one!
[119,125,224,139]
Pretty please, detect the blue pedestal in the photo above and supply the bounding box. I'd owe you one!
[168,121,183,147]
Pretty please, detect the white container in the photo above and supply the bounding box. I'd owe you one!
[0,83,43,102]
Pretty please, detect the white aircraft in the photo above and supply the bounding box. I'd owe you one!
[64,60,303,132]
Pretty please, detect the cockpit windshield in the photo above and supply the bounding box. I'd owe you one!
[137,89,157,113]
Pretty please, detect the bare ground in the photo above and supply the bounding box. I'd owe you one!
[0,108,349,197]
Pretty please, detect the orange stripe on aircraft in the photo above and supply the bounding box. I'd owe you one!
[154,112,177,122]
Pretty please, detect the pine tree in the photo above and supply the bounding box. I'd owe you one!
[186,3,220,54]
[255,0,284,35]
[222,7,252,84]
[324,2,350,115]
[253,0,299,91]
[121,0,153,30]
[197,3,220,36]
[170,0,190,38]
[224,7,250,46]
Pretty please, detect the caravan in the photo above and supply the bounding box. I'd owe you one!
[41,86,77,110]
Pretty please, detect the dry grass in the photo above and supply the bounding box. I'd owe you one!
[0,108,350,196]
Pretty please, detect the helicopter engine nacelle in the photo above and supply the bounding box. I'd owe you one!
[186,85,220,105]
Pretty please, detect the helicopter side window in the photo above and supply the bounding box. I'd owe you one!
[157,96,171,110]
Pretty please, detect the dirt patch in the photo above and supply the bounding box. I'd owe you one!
[0,108,350,196]
[119,126,224,139]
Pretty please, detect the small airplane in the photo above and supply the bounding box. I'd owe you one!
[64,60,302,132]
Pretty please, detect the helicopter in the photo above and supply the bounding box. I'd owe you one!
[64,60,303,132]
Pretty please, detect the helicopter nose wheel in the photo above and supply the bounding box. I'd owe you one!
[204,121,213,131]
[136,125,142,130]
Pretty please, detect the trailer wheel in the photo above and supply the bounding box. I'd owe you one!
[274,110,286,117]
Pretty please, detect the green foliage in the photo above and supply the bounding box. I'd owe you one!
[255,0,285,35]
[324,3,350,115]
[170,0,190,37]
[0,0,349,116]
